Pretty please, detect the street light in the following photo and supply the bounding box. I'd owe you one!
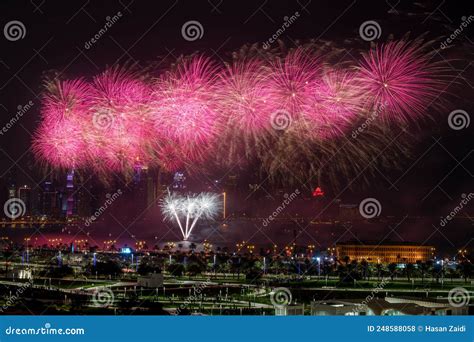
[222,192,227,220]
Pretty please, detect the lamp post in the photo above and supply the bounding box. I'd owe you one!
[222,192,226,220]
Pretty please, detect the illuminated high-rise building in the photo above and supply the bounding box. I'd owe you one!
[132,165,156,210]
[63,170,75,217]
[39,181,60,217]
[17,185,32,216]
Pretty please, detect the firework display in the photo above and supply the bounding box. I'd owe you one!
[151,56,222,169]
[357,40,447,122]
[160,192,222,240]
[88,67,153,174]
[33,79,93,169]
[32,40,450,186]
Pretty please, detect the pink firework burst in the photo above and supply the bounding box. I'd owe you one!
[302,69,363,139]
[151,56,221,164]
[217,59,272,134]
[357,40,447,121]
[40,78,92,125]
[32,39,453,184]
[33,79,92,169]
[263,47,322,118]
[33,120,89,169]
[89,66,153,173]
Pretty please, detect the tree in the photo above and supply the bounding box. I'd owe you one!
[405,263,414,281]
[446,267,458,282]
[348,260,362,281]
[375,263,383,280]
[244,267,262,283]
[269,259,284,275]
[186,263,204,277]
[388,263,397,281]
[457,261,473,283]
[3,250,12,275]
[47,264,74,278]
[342,255,350,266]
[337,265,351,284]
[137,263,161,276]
[91,260,122,277]
[360,259,369,280]
[168,263,185,277]
[425,260,434,281]
[322,260,333,277]
[417,261,429,284]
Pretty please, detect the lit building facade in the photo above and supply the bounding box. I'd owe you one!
[335,242,435,263]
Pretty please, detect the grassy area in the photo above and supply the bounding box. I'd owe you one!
[285,278,474,290]
[27,278,117,289]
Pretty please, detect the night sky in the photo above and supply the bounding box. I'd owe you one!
[0,0,472,253]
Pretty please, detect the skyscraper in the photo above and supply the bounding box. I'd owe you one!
[64,170,75,217]
[39,181,59,217]
[17,185,32,216]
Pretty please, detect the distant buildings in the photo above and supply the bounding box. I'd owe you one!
[336,242,435,264]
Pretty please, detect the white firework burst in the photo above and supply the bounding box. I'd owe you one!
[160,191,221,240]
